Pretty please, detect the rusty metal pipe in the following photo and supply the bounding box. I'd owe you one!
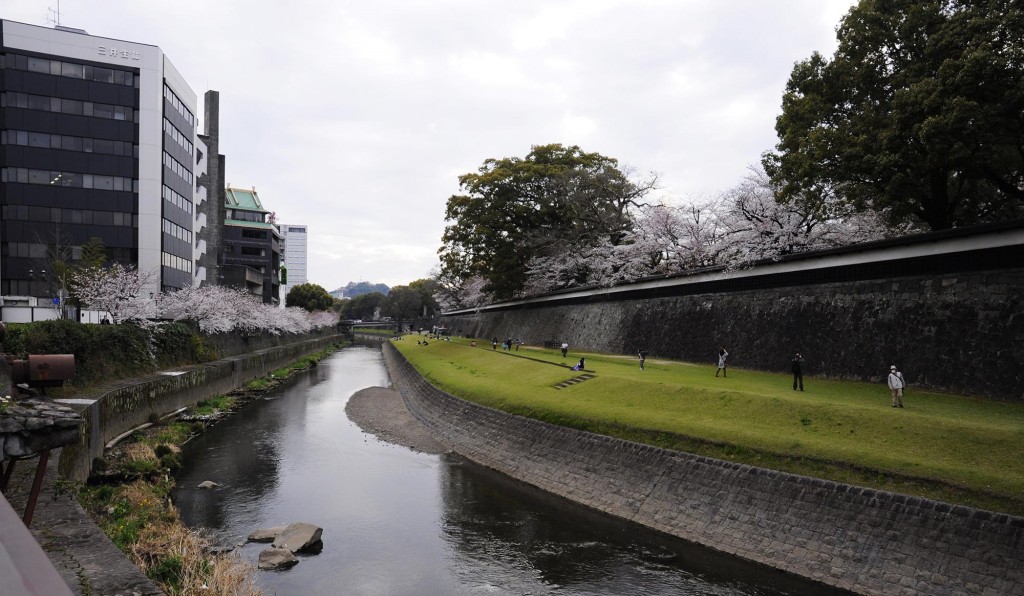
[7,355,75,387]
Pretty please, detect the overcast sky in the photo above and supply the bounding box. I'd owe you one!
[8,1,856,291]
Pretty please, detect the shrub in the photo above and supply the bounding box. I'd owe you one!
[148,555,184,591]
[159,454,181,472]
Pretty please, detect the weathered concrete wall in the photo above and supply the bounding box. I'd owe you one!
[204,326,338,359]
[59,333,342,482]
[384,342,1024,596]
[441,231,1024,399]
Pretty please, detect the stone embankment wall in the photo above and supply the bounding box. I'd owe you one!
[441,225,1024,399]
[60,333,342,482]
[384,342,1023,596]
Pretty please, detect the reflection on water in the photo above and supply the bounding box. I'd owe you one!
[173,345,846,596]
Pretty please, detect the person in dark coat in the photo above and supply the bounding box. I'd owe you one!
[791,353,804,391]
[638,349,649,370]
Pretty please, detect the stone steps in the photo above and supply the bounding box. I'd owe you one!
[554,373,595,389]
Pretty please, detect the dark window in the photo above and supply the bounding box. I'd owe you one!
[28,132,49,147]
[61,62,84,78]
[27,95,49,110]
[63,99,83,115]
[27,57,49,73]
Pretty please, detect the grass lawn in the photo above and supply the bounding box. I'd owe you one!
[353,327,398,336]
[393,336,1024,516]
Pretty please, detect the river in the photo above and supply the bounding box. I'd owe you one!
[172,345,845,595]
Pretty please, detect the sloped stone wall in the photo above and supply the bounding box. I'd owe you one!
[384,342,1024,595]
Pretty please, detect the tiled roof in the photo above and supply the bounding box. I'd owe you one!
[225,186,267,212]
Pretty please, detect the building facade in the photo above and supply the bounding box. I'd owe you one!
[0,20,201,311]
[222,186,281,304]
[279,223,307,306]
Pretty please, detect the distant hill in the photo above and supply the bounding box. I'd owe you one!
[331,281,389,299]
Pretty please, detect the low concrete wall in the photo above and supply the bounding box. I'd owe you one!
[59,333,343,482]
[203,327,339,358]
[383,342,1023,596]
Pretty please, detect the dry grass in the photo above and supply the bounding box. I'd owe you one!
[123,442,157,462]
[83,479,262,595]
[133,523,261,596]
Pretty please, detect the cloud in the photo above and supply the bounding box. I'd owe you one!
[6,0,856,287]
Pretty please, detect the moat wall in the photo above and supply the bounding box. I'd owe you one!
[441,224,1024,399]
[383,342,1024,596]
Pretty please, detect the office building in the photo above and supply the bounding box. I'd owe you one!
[0,20,202,312]
[222,186,281,304]
[280,223,307,305]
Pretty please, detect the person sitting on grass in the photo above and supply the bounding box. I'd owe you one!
[572,357,585,371]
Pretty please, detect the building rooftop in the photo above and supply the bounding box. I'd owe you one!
[225,186,268,213]
[223,219,277,230]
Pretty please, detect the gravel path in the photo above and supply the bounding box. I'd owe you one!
[345,387,449,455]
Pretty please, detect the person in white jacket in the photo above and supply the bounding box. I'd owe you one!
[887,365,905,408]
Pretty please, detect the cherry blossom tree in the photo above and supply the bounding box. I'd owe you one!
[523,201,727,292]
[159,285,238,334]
[432,272,490,311]
[715,166,892,268]
[159,285,338,335]
[70,264,157,324]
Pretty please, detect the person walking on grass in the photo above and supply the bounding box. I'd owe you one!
[561,342,569,358]
[792,352,804,391]
[888,364,905,408]
[638,349,649,370]
[715,347,729,377]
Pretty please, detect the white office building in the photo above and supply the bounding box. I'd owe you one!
[0,20,203,318]
[280,224,308,306]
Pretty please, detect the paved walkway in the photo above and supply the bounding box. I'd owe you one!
[3,382,167,595]
[4,446,161,596]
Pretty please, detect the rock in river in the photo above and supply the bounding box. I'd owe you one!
[271,522,324,554]
[258,547,298,570]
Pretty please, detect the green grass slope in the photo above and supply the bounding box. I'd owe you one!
[394,337,1024,515]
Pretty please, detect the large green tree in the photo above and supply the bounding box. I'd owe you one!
[285,283,334,312]
[381,278,440,322]
[380,285,421,323]
[340,291,386,321]
[764,0,1024,230]
[440,144,656,301]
